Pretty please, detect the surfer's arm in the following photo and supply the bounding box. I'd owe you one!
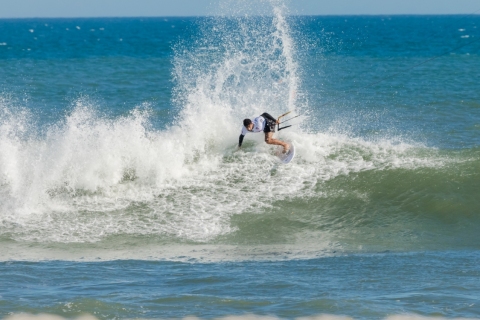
[239,125,249,147]
[238,134,245,147]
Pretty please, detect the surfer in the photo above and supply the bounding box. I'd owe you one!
[238,112,289,153]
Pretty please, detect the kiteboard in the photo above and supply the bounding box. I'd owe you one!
[277,142,295,164]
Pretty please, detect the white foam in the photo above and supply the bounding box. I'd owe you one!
[0,97,446,250]
[4,315,96,320]
[384,316,478,320]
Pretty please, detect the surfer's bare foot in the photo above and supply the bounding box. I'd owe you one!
[283,147,290,154]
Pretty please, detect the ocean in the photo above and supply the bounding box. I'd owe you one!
[0,1,479,319]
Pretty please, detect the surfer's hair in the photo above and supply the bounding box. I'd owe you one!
[243,119,252,127]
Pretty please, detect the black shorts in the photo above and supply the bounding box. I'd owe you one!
[261,113,276,133]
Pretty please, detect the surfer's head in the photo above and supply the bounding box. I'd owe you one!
[243,119,253,131]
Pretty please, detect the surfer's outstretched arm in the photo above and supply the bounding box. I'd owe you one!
[239,134,245,147]
[239,119,253,147]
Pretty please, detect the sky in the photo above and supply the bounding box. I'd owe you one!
[0,0,479,18]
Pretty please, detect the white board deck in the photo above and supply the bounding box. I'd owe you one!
[277,142,295,164]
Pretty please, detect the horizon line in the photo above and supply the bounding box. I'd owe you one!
[1,13,479,20]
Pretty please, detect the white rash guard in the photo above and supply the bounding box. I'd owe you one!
[240,115,266,136]
[238,113,277,147]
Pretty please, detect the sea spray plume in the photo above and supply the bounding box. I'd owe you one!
[172,0,303,150]
[271,2,299,110]
[0,97,38,217]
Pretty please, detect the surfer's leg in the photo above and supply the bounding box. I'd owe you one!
[265,132,289,153]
